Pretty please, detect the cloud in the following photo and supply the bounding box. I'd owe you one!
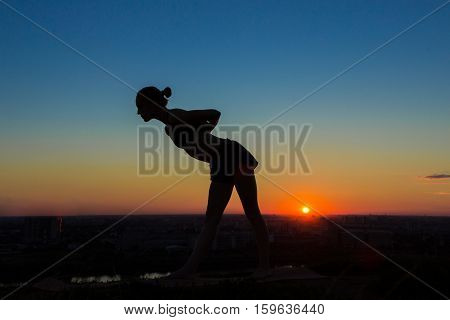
[424,174,450,180]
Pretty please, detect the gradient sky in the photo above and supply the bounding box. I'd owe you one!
[1,0,449,216]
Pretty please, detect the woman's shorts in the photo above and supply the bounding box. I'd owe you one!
[209,138,259,184]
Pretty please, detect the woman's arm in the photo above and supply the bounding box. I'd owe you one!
[185,109,221,131]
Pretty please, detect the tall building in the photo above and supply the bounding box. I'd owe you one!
[23,216,63,244]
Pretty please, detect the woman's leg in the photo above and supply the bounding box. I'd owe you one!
[170,181,234,277]
[234,172,271,273]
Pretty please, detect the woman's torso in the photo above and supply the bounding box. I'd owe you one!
[165,109,258,171]
[165,109,222,162]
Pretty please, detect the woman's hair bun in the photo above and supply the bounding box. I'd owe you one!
[162,87,172,98]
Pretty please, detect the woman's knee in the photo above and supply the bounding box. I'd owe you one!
[205,212,222,226]
[244,206,263,223]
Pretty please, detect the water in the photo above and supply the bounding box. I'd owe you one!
[140,272,171,280]
[70,275,121,284]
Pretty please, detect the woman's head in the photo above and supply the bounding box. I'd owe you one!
[135,86,172,122]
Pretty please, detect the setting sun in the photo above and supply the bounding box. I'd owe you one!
[301,206,311,214]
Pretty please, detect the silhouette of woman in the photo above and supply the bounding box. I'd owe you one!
[136,86,270,278]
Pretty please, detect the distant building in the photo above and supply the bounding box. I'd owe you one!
[23,216,63,244]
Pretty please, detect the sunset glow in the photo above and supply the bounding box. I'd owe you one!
[301,206,311,215]
[0,2,449,217]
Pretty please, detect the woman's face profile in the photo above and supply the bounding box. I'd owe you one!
[137,105,152,122]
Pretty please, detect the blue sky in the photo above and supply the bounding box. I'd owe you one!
[1,0,449,126]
